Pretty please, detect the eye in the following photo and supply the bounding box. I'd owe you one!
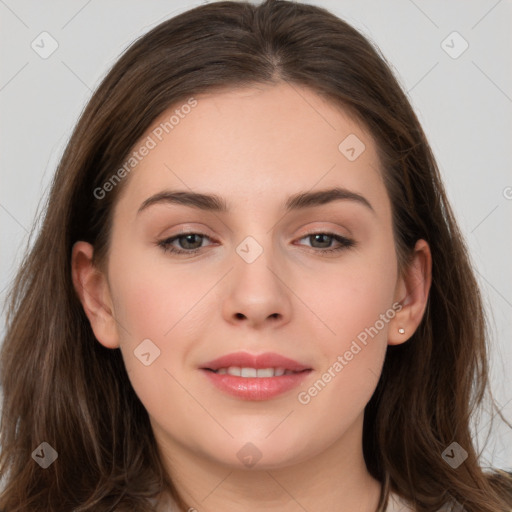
[296,232,355,253]
[157,231,356,257]
[157,232,214,255]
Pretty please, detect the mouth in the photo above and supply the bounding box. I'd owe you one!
[199,352,313,400]
[203,367,309,377]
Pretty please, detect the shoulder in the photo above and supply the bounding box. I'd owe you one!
[387,492,415,511]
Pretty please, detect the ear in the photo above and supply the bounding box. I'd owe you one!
[71,241,120,349]
[388,239,432,346]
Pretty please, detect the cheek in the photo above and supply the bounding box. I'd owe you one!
[107,256,204,417]
[306,249,397,347]
[299,245,397,397]
[108,249,211,341]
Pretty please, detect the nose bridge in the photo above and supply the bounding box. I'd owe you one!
[234,231,281,295]
[223,230,292,326]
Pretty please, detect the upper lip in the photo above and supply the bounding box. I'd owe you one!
[200,351,312,372]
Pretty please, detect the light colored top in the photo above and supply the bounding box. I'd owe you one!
[387,492,457,512]
[387,491,415,511]
[150,491,416,511]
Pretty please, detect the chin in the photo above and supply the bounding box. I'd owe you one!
[207,439,308,471]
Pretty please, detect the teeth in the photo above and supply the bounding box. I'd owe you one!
[241,367,257,377]
[215,367,294,377]
[227,366,241,377]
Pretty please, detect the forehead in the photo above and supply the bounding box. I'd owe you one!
[114,82,388,219]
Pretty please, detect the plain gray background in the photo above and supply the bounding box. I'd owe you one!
[1,0,511,471]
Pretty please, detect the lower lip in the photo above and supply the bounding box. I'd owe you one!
[201,369,312,401]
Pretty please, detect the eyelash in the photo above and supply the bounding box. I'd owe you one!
[157,231,356,256]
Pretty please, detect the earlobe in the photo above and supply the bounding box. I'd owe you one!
[388,239,432,346]
[71,241,120,349]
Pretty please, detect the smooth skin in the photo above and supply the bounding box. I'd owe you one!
[72,82,431,512]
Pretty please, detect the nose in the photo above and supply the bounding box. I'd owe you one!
[221,242,292,329]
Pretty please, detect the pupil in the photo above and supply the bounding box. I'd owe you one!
[182,234,201,249]
[313,234,331,248]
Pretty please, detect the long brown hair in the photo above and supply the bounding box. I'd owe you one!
[1,1,511,511]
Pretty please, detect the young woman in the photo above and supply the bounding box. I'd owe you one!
[1,1,511,511]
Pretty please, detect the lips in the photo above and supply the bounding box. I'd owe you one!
[200,351,312,373]
[199,351,313,401]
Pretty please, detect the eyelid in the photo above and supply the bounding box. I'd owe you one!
[156,223,215,239]
[298,227,349,239]
[295,231,356,252]
[157,228,355,257]
[156,231,215,257]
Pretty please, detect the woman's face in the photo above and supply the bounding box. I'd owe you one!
[80,82,425,470]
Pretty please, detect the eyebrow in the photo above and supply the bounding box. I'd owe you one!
[137,187,375,215]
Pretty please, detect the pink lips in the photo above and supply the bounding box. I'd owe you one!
[201,351,311,372]
[200,351,312,401]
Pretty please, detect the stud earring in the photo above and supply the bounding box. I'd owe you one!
[398,328,405,334]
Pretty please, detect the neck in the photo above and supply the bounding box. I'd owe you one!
[153,412,383,512]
